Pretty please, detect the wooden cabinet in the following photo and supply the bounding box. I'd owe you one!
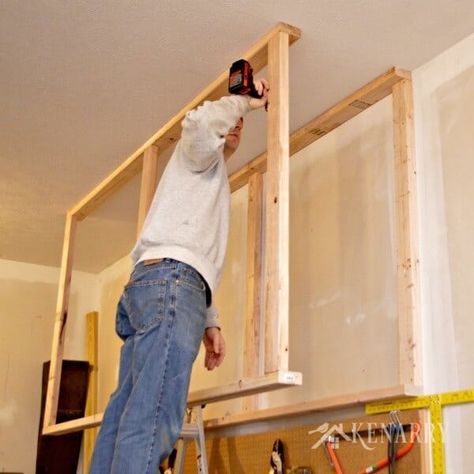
[36,360,89,474]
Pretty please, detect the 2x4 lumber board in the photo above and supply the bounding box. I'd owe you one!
[229,67,411,194]
[83,311,98,474]
[43,214,77,430]
[43,413,104,436]
[137,145,159,236]
[204,384,422,429]
[187,371,302,407]
[243,172,264,412]
[44,413,198,438]
[264,31,290,373]
[69,22,301,220]
[42,371,303,435]
[392,79,421,387]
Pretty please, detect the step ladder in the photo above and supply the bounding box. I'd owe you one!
[173,405,208,474]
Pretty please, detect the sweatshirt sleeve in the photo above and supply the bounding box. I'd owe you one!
[205,304,220,329]
[180,95,251,172]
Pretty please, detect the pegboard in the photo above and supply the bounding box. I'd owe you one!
[181,410,423,473]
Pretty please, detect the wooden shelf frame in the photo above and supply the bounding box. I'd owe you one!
[43,22,302,435]
[68,22,300,222]
[43,370,303,436]
[43,24,421,436]
[204,383,422,429]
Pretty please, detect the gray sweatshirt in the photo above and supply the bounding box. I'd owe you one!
[131,95,251,328]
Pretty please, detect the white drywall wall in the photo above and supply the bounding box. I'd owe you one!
[92,32,474,472]
[413,32,474,473]
[0,258,98,474]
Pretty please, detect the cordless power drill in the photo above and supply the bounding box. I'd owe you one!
[228,59,262,98]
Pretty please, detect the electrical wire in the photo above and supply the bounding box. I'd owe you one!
[324,422,421,474]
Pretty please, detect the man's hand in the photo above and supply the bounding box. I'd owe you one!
[202,327,226,370]
[248,78,269,110]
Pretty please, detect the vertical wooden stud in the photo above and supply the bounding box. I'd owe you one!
[83,311,98,473]
[243,172,264,412]
[137,145,159,236]
[43,213,77,428]
[392,79,422,387]
[264,31,290,373]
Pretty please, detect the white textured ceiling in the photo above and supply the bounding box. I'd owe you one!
[1,1,473,272]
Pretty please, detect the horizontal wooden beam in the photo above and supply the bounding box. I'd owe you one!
[229,67,410,193]
[187,370,302,407]
[204,384,421,429]
[69,22,301,220]
[43,413,103,436]
[44,414,199,439]
[42,381,421,435]
[43,371,302,435]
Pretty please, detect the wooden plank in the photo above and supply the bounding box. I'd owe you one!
[290,67,410,156]
[229,67,411,194]
[136,145,159,236]
[204,384,421,429]
[43,371,302,434]
[69,22,301,220]
[44,414,199,438]
[392,79,422,387]
[41,382,422,435]
[188,371,302,407]
[243,172,264,412]
[43,413,104,436]
[83,311,98,474]
[264,31,290,373]
[43,213,77,429]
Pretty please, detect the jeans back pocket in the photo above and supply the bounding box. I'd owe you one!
[123,279,167,333]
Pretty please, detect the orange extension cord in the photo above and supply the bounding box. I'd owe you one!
[324,422,421,474]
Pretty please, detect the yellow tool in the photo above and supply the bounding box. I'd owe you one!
[365,388,474,474]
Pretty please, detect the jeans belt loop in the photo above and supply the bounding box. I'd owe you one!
[142,258,164,266]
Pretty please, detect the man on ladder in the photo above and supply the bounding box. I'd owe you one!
[90,78,270,474]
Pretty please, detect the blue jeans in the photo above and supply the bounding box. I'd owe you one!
[90,259,207,474]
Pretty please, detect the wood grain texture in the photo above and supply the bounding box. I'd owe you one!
[392,79,422,387]
[42,371,303,435]
[41,384,420,435]
[83,311,98,474]
[43,213,77,429]
[43,413,104,436]
[204,384,421,429]
[69,23,301,220]
[243,172,264,412]
[264,31,290,373]
[229,67,410,193]
[187,371,302,408]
